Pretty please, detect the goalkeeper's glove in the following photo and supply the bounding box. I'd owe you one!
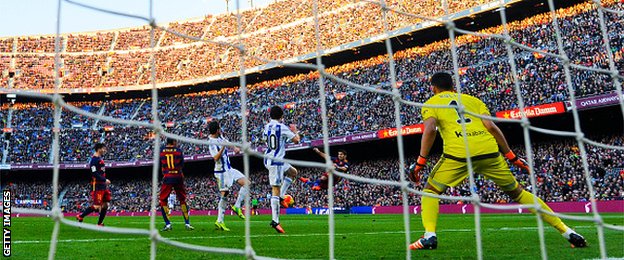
[408,155,427,183]
[504,151,530,172]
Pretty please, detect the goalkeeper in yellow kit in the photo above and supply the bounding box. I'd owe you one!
[408,72,587,250]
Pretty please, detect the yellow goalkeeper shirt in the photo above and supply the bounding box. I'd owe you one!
[421,91,499,158]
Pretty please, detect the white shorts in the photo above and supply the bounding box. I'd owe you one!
[214,168,245,192]
[266,163,292,186]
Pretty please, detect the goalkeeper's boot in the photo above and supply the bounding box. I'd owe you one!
[299,177,310,183]
[232,205,246,220]
[76,214,84,223]
[214,221,230,232]
[270,220,285,234]
[312,185,321,191]
[161,224,172,232]
[280,198,289,208]
[185,224,195,231]
[409,236,437,250]
[568,233,587,248]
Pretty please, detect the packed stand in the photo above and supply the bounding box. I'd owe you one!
[0,38,13,53]
[1,0,517,89]
[5,135,624,212]
[3,2,623,92]
[66,33,114,52]
[1,1,623,163]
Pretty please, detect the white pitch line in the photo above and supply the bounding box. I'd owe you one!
[13,214,623,226]
[13,225,601,244]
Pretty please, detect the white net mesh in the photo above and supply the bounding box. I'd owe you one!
[5,0,624,259]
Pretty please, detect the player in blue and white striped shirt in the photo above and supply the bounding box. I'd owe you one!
[208,120,250,232]
[263,106,300,233]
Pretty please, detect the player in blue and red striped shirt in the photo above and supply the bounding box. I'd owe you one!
[306,148,349,191]
[76,143,111,226]
[159,139,194,231]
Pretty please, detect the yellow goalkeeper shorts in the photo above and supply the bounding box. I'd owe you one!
[426,152,519,192]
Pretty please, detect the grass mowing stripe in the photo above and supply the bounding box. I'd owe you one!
[13,225,601,244]
[13,213,622,226]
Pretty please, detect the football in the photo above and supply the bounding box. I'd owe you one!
[283,194,295,208]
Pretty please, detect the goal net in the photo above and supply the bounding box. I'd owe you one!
[4,0,624,259]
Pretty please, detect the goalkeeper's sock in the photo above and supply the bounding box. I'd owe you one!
[421,189,440,234]
[234,186,248,208]
[160,206,171,225]
[313,179,320,187]
[424,232,437,239]
[562,228,574,240]
[80,206,95,218]
[280,177,293,197]
[217,196,226,223]
[181,203,190,225]
[270,196,280,223]
[97,206,108,225]
[513,190,566,233]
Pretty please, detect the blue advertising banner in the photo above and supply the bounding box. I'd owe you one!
[285,208,308,215]
[350,206,373,214]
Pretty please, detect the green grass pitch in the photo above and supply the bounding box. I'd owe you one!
[9,213,624,259]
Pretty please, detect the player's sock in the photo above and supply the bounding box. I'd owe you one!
[280,177,293,197]
[181,203,190,225]
[79,206,95,218]
[97,206,108,225]
[512,190,566,233]
[421,189,440,234]
[160,206,171,225]
[424,232,437,239]
[313,179,320,187]
[234,186,248,208]
[270,196,280,223]
[561,227,574,239]
[217,196,226,223]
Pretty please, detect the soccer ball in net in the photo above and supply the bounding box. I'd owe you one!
[283,195,295,208]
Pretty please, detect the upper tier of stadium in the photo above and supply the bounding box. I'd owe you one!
[0,0,527,93]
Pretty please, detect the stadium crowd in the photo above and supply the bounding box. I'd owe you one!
[0,0,491,88]
[5,135,624,212]
[1,1,621,89]
[2,0,624,164]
